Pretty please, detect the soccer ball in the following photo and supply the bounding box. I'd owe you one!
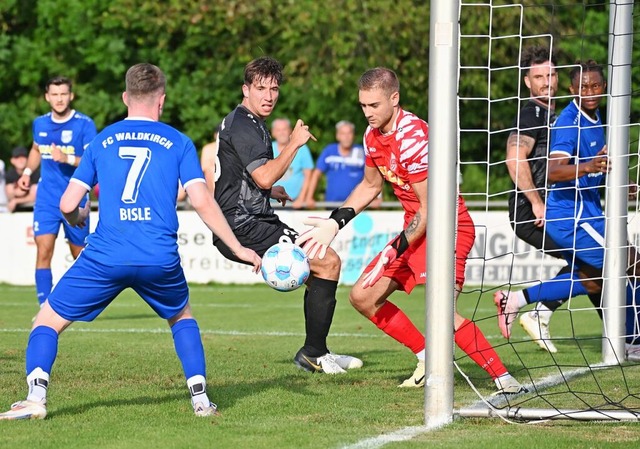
[261,242,310,292]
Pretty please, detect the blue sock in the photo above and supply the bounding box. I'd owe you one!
[524,272,588,303]
[626,283,640,344]
[35,268,53,306]
[26,326,59,375]
[171,319,206,379]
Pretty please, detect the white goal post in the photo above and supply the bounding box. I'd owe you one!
[425,0,638,424]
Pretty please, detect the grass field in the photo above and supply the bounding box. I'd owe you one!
[1,283,639,448]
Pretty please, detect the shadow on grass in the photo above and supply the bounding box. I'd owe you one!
[51,391,187,418]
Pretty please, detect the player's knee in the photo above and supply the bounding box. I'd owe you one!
[309,248,341,277]
[349,286,368,313]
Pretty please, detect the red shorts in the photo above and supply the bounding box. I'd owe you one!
[363,207,475,293]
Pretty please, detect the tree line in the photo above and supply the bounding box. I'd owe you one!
[0,1,637,197]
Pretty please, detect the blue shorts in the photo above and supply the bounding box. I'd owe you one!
[34,201,89,247]
[546,216,605,270]
[48,251,189,322]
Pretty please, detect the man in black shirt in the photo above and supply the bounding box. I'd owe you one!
[5,146,40,212]
[213,56,361,374]
[506,46,601,353]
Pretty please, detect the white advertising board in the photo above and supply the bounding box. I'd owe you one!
[1,210,635,287]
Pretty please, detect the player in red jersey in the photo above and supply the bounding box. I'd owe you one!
[297,67,527,393]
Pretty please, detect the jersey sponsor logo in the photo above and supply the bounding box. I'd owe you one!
[38,144,76,157]
[390,154,397,172]
[61,130,73,144]
[377,165,410,191]
[39,132,48,137]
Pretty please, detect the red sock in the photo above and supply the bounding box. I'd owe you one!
[370,301,425,354]
[454,319,507,379]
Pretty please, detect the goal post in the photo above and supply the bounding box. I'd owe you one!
[424,0,459,427]
[426,0,639,423]
[602,0,634,366]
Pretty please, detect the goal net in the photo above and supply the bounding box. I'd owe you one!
[446,0,640,421]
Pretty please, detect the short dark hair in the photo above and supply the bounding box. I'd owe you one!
[45,76,72,93]
[358,67,400,96]
[520,46,557,75]
[125,63,166,99]
[244,57,284,86]
[569,59,605,85]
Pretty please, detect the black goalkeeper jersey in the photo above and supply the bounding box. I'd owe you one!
[214,105,275,230]
[508,99,556,207]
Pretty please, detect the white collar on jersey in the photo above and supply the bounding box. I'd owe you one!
[51,109,76,124]
[381,108,402,136]
[572,99,600,125]
[125,116,155,121]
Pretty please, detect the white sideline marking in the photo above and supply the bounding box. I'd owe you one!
[0,327,381,338]
[466,362,609,410]
[340,424,444,449]
[340,363,611,448]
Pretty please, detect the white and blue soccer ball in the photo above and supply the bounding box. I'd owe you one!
[261,242,310,292]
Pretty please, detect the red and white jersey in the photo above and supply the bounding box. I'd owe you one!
[363,108,429,223]
[364,107,468,225]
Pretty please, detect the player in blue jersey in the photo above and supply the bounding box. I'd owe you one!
[495,60,640,360]
[0,63,261,420]
[504,47,602,353]
[17,76,97,306]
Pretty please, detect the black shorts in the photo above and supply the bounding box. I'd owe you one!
[213,215,299,264]
[508,195,565,259]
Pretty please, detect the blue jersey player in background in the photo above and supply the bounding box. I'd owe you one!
[18,76,97,307]
[495,60,640,360]
[0,63,261,420]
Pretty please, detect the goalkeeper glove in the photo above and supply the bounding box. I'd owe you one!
[295,207,356,259]
[361,231,409,288]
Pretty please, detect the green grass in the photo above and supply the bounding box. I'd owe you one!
[1,284,639,448]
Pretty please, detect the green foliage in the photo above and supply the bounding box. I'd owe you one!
[0,1,638,198]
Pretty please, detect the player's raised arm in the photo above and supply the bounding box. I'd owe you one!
[186,181,261,272]
[251,119,316,190]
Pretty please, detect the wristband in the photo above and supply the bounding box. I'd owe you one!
[67,155,77,166]
[329,207,356,230]
[23,168,33,177]
[390,231,410,257]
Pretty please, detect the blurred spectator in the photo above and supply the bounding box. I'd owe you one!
[0,159,7,212]
[303,120,381,209]
[5,146,39,212]
[200,125,221,195]
[271,118,314,208]
[177,126,221,206]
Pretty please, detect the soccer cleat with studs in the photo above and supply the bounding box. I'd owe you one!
[0,400,47,420]
[193,401,220,417]
[494,290,521,339]
[494,375,529,396]
[330,352,363,370]
[294,349,347,374]
[519,311,558,353]
[398,360,425,388]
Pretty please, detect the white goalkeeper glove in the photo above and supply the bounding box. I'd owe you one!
[361,231,410,288]
[295,217,339,260]
[361,245,398,288]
